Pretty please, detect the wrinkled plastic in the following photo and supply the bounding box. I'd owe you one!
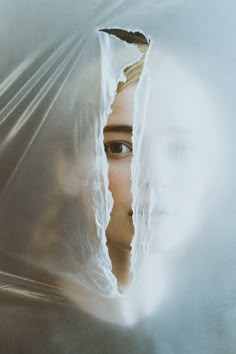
[0,0,235,353]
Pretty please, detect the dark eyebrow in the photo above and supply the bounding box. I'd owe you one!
[103,124,132,134]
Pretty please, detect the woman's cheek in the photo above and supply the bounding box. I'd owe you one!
[108,160,132,202]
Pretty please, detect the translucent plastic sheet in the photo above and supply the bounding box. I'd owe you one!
[0,1,235,353]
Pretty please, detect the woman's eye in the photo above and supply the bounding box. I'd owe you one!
[104,142,132,157]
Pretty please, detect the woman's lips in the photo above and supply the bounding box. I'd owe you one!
[107,239,131,252]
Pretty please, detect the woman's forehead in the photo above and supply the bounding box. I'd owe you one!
[106,83,137,126]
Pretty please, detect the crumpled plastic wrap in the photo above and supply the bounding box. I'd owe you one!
[0,0,235,353]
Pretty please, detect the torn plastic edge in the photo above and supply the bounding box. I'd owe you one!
[130,39,152,275]
[97,28,150,296]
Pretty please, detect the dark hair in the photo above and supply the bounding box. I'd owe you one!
[99,28,149,46]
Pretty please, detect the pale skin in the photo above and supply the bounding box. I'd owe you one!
[103,83,137,291]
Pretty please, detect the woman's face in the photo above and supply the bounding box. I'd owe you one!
[104,83,136,252]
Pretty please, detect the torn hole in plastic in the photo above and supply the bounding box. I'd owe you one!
[99,28,150,293]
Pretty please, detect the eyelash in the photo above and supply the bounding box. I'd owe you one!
[104,141,132,158]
